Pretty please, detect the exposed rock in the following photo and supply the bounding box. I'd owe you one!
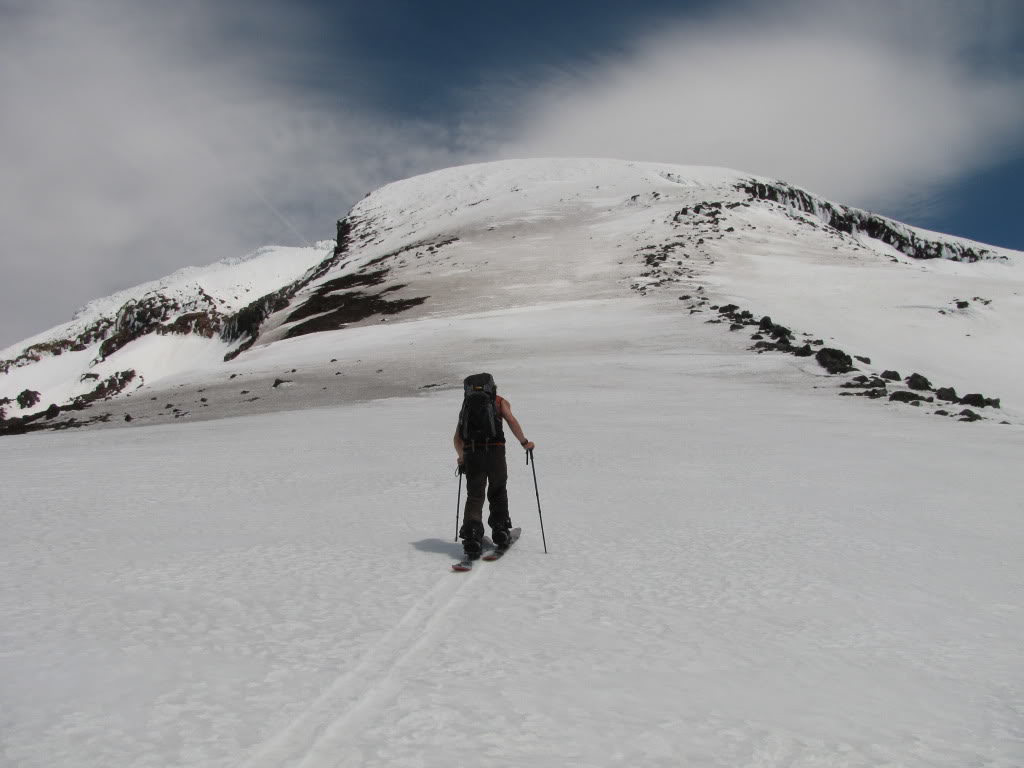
[815,348,854,374]
[841,376,888,389]
[958,409,982,422]
[854,356,871,365]
[272,378,292,388]
[890,391,932,404]
[905,373,932,391]
[935,387,958,402]
[881,370,901,381]
[17,389,42,409]
[960,393,1000,409]
[739,180,1001,263]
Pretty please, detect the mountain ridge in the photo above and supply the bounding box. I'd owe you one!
[1,158,1020,433]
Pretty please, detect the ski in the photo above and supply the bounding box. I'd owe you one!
[482,527,521,561]
[451,536,494,572]
[451,531,519,570]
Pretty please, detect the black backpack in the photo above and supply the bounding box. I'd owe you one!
[458,373,499,443]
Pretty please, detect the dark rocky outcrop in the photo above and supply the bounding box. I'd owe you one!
[960,393,1000,409]
[17,389,41,409]
[99,290,225,361]
[905,373,933,391]
[880,370,901,381]
[815,348,854,374]
[890,391,932,404]
[0,316,114,375]
[283,292,428,339]
[739,181,1002,263]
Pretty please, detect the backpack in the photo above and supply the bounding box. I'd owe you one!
[458,373,499,443]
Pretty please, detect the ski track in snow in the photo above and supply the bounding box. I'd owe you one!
[2,299,1022,768]
[240,567,483,768]
[2,155,1023,766]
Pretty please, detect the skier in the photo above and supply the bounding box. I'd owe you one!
[455,373,535,562]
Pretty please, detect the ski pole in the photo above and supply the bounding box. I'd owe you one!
[454,468,462,542]
[528,449,548,554]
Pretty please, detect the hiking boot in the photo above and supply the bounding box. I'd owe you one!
[463,538,483,560]
[459,519,485,560]
[491,527,512,549]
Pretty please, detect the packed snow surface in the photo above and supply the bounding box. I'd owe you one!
[2,159,1023,766]
[3,297,1023,767]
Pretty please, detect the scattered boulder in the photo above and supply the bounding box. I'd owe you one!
[841,376,887,389]
[815,348,854,374]
[905,373,932,391]
[17,389,42,409]
[792,344,814,357]
[44,404,61,419]
[272,378,292,388]
[960,393,1000,409]
[881,370,901,381]
[124,414,133,422]
[958,409,982,422]
[935,387,958,402]
[956,300,969,309]
[890,391,932,404]
[759,316,775,332]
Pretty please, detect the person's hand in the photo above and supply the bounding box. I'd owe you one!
[456,458,465,475]
[521,441,535,452]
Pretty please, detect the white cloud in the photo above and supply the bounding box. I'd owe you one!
[0,0,467,347]
[502,1,1024,214]
[2,0,1020,348]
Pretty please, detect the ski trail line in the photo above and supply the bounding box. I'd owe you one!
[237,567,481,768]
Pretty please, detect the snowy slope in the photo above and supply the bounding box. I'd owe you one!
[0,243,333,419]
[2,159,1020,431]
[1,298,1021,767]
[2,158,1023,767]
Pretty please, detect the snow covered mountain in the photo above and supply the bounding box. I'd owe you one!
[3,159,1023,767]
[1,158,1019,434]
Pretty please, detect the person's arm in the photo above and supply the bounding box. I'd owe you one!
[499,398,535,451]
[454,428,465,463]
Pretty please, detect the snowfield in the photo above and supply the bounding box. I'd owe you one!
[2,159,1023,767]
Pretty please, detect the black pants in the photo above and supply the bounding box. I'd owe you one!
[459,445,511,549]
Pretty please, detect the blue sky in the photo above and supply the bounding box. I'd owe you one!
[1,0,1022,346]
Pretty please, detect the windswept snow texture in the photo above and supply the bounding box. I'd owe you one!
[0,243,333,417]
[4,158,1021,428]
[1,159,1023,765]
[2,299,1022,767]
